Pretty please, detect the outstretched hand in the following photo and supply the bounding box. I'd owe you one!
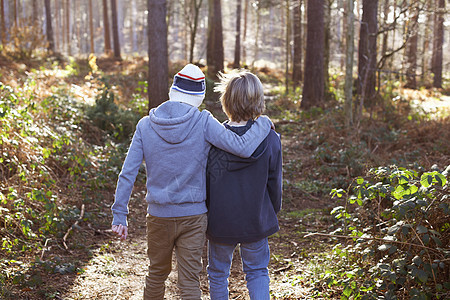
[111,224,128,240]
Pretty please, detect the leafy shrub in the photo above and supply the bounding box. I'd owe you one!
[0,80,123,289]
[328,165,449,299]
[86,78,140,142]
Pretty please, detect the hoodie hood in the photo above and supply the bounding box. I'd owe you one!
[224,120,269,171]
[149,101,199,144]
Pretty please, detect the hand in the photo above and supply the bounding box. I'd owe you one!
[111,224,128,240]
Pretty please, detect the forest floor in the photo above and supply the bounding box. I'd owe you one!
[1,55,449,299]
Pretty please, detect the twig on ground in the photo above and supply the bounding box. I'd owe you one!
[40,238,51,261]
[274,264,293,274]
[298,189,322,201]
[112,282,121,300]
[63,204,85,250]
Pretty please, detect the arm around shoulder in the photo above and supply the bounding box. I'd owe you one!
[203,113,272,158]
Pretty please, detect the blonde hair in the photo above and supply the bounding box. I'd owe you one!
[214,70,265,122]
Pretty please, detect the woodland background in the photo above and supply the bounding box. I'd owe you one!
[0,0,449,299]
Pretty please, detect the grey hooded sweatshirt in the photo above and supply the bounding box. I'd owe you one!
[111,101,271,226]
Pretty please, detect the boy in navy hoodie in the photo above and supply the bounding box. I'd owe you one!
[111,64,273,299]
[206,70,282,299]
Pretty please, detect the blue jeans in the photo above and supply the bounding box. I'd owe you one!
[207,238,270,300]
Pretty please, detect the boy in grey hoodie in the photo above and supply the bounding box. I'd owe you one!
[111,64,272,299]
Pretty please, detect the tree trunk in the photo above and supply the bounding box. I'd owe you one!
[1,0,6,46]
[54,0,60,52]
[147,0,168,109]
[381,0,389,71]
[189,0,202,63]
[102,0,111,55]
[421,0,432,83]
[301,0,324,109]
[65,0,71,55]
[44,0,55,53]
[13,0,17,27]
[405,6,419,89]
[344,0,354,127]
[285,0,291,94]
[110,0,121,60]
[88,0,94,53]
[292,0,302,88]
[431,0,444,88]
[252,5,261,67]
[357,0,378,109]
[131,0,137,52]
[233,0,241,68]
[207,0,224,78]
[242,0,248,65]
[32,0,38,24]
[324,0,331,99]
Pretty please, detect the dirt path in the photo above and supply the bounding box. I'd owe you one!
[58,192,318,299]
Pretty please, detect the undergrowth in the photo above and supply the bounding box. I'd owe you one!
[0,71,134,296]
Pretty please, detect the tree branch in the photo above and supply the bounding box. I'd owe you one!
[62,204,85,250]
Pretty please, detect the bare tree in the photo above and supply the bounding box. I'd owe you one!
[344,0,354,126]
[148,0,168,109]
[13,0,17,28]
[252,3,260,67]
[431,0,445,88]
[183,0,203,63]
[54,0,60,52]
[111,0,121,60]
[102,0,111,55]
[44,0,55,53]
[324,0,332,99]
[242,0,248,64]
[357,0,378,109]
[65,0,71,55]
[89,0,94,53]
[405,5,420,89]
[285,0,291,94]
[207,0,224,78]
[292,0,302,88]
[301,0,324,109]
[32,0,38,24]
[0,0,6,47]
[233,0,241,68]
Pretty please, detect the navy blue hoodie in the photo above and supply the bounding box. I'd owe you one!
[206,120,282,244]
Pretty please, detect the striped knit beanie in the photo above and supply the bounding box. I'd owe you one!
[169,64,206,107]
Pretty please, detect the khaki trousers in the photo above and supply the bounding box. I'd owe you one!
[144,213,207,300]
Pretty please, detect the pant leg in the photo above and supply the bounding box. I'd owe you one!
[207,241,236,300]
[240,238,270,300]
[174,213,208,300]
[144,215,175,300]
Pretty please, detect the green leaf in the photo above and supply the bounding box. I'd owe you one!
[398,175,409,185]
[416,269,428,283]
[431,235,442,246]
[422,234,430,245]
[416,225,428,234]
[393,185,405,200]
[378,244,391,251]
[356,177,364,185]
[412,256,423,266]
[407,185,418,195]
[388,224,401,235]
[420,174,432,188]
[343,285,352,297]
[435,173,447,186]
